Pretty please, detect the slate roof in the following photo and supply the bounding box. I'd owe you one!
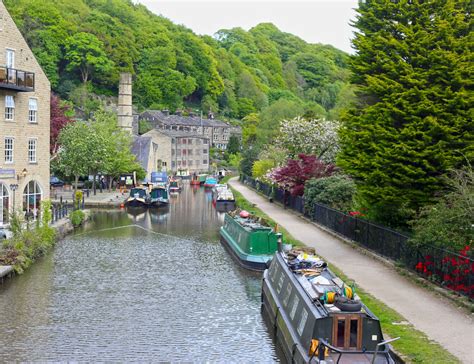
[131,136,152,170]
[140,110,230,128]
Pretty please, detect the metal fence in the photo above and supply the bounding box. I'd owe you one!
[240,175,473,299]
[51,203,70,223]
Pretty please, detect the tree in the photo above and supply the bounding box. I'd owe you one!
[226,135,241,156]
[252,159,275,180]
[338,0,473,226]
[50,94,74,155]
[304,175,356,212]
[64,32,114,83]
[410,167,474,251]
[277,117,340,162]
[270,154,336,196]
[56,121,93,190]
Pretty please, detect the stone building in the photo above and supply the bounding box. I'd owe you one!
[139,110,241,150]
[0,2,50,226]
[132,129,210,179]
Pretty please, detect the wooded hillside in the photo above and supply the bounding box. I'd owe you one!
[5,0,353,119]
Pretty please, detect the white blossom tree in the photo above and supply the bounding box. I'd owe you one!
[276,117,340,163]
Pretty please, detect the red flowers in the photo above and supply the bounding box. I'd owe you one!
[415,245,473,298]
[349,210,366,217]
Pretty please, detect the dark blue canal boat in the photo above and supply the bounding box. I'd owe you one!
[262,248,395,363]
[125,187,149,207]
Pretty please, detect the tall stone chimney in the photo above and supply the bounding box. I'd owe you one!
[118,73,133,134]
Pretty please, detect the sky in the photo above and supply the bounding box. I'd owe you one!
[136,0,359,54]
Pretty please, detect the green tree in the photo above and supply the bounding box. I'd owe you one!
[64,32,115,83]
[338,0,473,227]
[226,135,241,155]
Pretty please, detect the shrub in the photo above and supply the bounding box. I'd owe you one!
[410,167,474,251]
[304,175,356,212]
[252,159,275,179]
[74,190,83,209]
[70,210,86,227]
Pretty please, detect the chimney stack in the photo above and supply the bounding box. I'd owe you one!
[118,73,133,134]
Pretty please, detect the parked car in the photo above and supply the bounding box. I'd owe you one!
[50,176,65,187]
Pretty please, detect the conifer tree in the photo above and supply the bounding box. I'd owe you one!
[338,0,473,226]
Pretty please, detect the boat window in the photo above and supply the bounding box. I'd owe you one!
[282,284,292,306]
[270,265,278,282]
[350,319,358,348]
[337,319,345,347]
[290,296,299,320]
[277,274,284,293]
[297,309,308,335]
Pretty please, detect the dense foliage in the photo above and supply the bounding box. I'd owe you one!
[410,167,474,251]
[338,0,473,227]
[0,201,56,274]
[304,175,356,212]
[50,95,74,154]
[5,0,352,124]
[270,154,336,196]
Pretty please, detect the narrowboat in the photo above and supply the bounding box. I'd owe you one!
[204,176,218,188]
[219,210,280,271]
[262,248,395,364]
[125,186,149,207]
[149,184,170,207]
[215,189,236,212]
[212,184,228,199]
[190,174,201,185]
[198,174,208,185]
[169,179,182,193]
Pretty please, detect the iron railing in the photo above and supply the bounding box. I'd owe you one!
[240,175,473,299]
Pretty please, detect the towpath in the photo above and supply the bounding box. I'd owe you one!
[229,178,473,363]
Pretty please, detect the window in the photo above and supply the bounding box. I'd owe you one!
[188,149,193,155]
[6,49,14,68]
[4,137,13,163]
[171,161,176,168]
[0,183,9,225]
[188,139,193,145]
[177,161,181,166]
[182,139,187,144]
[171,149,175,155]
[28,98,38,123]
[203,139,208,145]
[182,160,186,167]
[188,160,193,166]
[23,180,42,218]
[213,134,218,140]
[182,149,187,155]
[28,138,37,163]
[5,95,14,120]
[203,149,208,154]
[203,159,208,165]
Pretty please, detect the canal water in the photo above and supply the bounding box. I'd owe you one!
[0,185,279,362]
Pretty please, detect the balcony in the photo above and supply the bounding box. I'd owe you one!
[0,66,35,92]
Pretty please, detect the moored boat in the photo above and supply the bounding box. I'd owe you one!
[204,176,218,188]
[190,174,201,185]
[212,184,228,199]
[262,247,395,364]
[219,210,280,271]
[149,184,170,207]
[215,189,236,211]
[125,186,149,207]
[198,174,208,185]
[169,179,182,193]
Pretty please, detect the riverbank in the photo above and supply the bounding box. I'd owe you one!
[0,209,92,283]
[228,178,470,363]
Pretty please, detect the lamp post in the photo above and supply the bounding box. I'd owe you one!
[9,183,18,213]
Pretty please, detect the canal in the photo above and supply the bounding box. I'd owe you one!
[0,185,279,362]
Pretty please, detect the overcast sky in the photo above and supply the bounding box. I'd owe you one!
[136,0,359,54]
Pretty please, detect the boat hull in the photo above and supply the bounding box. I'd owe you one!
[215,200,236,211]
[125,198,148,207]
[219,230,272,271]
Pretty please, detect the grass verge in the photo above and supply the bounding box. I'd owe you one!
[229,182,460,364]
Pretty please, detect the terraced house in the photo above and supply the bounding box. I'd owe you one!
[139,110,241,150]
[0,1,50,226]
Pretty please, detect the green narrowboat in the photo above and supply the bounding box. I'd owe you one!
[219,212,281,271]
[198,174,208,185]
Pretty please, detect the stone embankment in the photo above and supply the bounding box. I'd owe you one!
[0,210,92,285]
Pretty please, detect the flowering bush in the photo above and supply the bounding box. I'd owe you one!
[276,117,341,163]
[269,154,336,196]
[415,245,473,298]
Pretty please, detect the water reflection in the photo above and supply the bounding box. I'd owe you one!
[0,185,278,362]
